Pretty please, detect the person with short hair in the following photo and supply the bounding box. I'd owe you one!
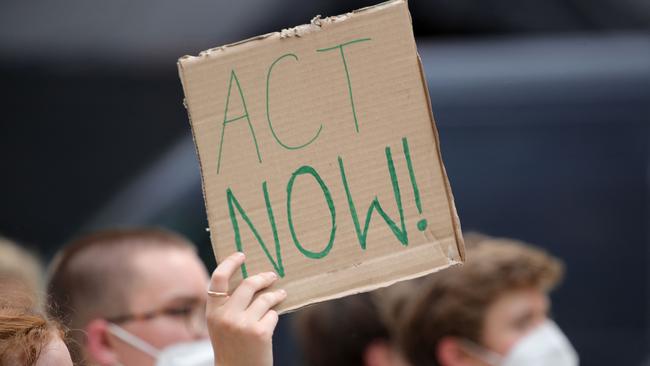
[47,228,213,366]
[2,241,281,366]
[396,234,578,366]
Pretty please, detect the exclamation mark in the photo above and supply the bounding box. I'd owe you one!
[402,137,428,231]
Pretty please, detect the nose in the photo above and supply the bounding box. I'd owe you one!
[190,306,209,339]
[194,324,209,339]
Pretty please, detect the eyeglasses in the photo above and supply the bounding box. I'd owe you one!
[105,298,207,336]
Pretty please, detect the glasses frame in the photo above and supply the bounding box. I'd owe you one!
[104,298,207,336]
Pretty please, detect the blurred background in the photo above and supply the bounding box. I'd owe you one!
[1,0,648,364]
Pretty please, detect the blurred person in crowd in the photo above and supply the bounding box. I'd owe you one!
[0,290,73,366]
[47,228,215,366]
[396,233,578,366]
[0,236,46,312]
[207,234,579,366]
[294,292,408,366]
[1,238,280,366]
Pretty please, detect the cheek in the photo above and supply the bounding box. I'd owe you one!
[117,345,156,366]
[109,336,156,366]
[155,319,197,347]
[483,323,526,355]
[500,332,524,354]
[485,328,521,355]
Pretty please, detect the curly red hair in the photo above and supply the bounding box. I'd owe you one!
[0,292,65,365]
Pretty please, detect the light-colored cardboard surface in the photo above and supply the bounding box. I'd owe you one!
[178,0,464,313]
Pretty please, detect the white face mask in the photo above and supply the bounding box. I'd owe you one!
[462,320,579,366]
[108,323,214,366]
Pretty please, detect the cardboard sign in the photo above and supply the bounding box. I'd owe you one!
[178,0,464,313]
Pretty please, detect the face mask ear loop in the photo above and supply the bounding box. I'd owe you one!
[107,323,161,359]
[459,338,504,366]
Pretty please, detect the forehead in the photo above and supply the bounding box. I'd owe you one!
[485,287,549,319]
[126,247,209,309]
[35,335,73,366]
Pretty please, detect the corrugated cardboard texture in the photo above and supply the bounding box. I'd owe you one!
[178,0,464,313]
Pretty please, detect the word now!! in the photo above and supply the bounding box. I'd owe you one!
[226,137,429,279]
[216,38,372,174]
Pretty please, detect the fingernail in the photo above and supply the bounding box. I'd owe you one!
[278,289,287,296]
[236,252,245,259]
[268,272,278,279]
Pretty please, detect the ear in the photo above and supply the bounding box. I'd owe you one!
[363,340,393,366]
[437,337,477,366]
[85,318,120,366]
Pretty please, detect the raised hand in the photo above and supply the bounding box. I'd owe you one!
[206,252,286,366]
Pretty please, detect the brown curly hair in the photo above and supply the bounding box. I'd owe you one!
[0,294,66,366]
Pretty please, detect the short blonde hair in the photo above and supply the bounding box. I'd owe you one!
[397,233,564,366]
[0,237,45,312]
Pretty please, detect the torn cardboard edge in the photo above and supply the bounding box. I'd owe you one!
[415,54,466,262]
[177,68,212,247]
[177,0,464,263]
[277,233,463,313]
[284,258,464,314]
[177,0,404,65]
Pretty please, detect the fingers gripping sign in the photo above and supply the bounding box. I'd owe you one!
[206,252,286,366]
[206,252,243,306]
